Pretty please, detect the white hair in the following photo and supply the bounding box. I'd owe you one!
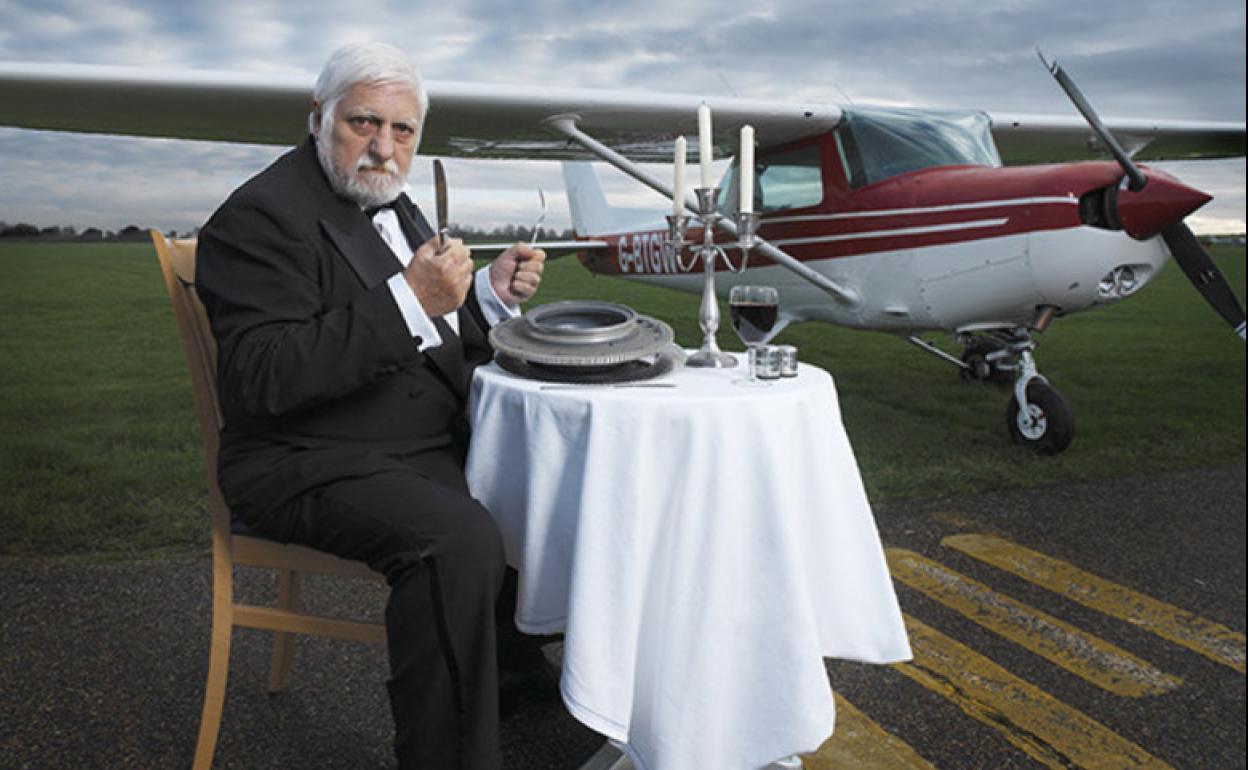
[309,41,429,146]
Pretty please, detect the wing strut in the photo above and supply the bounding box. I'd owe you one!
[543,115,860,307]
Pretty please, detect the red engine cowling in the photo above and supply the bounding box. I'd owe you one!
[1109,168,1212,240]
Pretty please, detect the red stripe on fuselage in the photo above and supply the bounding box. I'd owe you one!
[581,161,1127,275]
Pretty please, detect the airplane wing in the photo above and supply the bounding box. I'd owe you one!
[0,61,839,161]
[0,61,1243,164]
[988,111,1245,163]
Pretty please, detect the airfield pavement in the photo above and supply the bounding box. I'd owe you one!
[1,463,1244,770]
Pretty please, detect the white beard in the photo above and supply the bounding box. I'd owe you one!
[316,134,406,208]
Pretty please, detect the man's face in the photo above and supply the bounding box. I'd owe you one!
[317,80,422,207]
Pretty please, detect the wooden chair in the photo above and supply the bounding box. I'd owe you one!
[150,230,386,770]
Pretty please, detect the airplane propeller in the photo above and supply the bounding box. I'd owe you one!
[1040,50,1246,341]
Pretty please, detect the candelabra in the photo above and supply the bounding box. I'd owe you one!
[667,188,759,367]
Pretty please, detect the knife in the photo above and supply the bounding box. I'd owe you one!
[432,158,450,252]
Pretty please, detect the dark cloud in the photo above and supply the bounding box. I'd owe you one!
[0,0,1243,231]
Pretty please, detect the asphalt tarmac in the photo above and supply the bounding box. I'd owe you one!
[2,464,1243,770]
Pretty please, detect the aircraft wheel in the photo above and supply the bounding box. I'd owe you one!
[960,339,1012,385]
[1006,382,1074,454]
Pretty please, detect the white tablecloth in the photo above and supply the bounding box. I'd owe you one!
[466,355,911,770]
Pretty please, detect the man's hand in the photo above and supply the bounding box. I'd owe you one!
[405,236,474,318]
[488,243,546,306]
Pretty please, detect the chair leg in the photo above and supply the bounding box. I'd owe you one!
[267,569,300,693]
[193,560,235,770]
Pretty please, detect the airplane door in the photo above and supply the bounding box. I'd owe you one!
[847,247,932,330]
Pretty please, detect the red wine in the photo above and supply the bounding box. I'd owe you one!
[730,301,778,344]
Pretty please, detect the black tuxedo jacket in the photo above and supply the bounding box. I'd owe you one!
[196,137,494,520]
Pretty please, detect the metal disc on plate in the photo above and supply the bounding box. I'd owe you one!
[523,301,639,345]
[495,348,679,384]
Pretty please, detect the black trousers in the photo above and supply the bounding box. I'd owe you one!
[246,447,508,770]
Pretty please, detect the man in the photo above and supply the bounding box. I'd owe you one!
[196,41,546,770]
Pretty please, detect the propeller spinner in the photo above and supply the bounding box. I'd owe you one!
[1040,50,1246,340]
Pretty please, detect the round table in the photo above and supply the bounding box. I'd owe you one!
[466,353,910,770]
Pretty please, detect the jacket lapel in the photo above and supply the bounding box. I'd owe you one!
[394,194,434,247]
[320,213,403,291]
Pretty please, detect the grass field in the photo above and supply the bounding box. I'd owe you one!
[1,241,1243,560]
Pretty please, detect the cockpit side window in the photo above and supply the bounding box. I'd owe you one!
[718,144,823,215]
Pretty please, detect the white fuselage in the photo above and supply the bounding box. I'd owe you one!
[618,224,1171,334]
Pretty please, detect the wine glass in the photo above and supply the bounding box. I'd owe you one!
[728,285,779,383]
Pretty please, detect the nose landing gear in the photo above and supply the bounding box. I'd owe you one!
[907,324,1076,453]
[1004,342,1074,454]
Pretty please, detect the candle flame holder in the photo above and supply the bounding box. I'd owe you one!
[736,210,761,252]
[694,186,719,216]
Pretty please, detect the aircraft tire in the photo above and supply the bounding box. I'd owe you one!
[960,339,1012,385]
[1006,382,1074,454]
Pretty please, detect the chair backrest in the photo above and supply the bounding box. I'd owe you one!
[151,230,232,541]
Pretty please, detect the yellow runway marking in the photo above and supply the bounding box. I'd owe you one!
[801,693,937,770]
[887,549,1181,697]
[944,533,1247,673]
[897,616,1175,770]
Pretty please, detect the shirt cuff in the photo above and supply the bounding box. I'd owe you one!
[474,266,521,327]
[386,272,443,351]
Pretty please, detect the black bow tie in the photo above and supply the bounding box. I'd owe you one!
[364,200,399,218]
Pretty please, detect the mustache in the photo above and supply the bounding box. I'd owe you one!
[356,156,401,176]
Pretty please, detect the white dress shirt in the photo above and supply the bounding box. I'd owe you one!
[372,207,519,349]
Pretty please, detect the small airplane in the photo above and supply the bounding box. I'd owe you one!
[1,53,1244,453]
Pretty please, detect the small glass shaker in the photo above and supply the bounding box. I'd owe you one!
[754,345,782,380]
[777,345,798,377]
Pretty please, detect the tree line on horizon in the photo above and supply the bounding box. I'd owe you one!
[7,220,1240,247]
[0,221,578,244]
[0,222,155,243]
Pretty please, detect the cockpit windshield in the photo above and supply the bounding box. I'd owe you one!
[834,106,1000,188]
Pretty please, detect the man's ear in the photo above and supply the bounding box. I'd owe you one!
[309,102,323,137]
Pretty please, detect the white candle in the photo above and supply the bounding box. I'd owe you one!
[739,125,755,214]
[673,136,686,216]
[698,103,713,189]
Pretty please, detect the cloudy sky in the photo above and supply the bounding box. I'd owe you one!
[0,0,1244,234]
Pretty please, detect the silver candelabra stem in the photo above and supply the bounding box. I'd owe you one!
[685,187,738,368]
